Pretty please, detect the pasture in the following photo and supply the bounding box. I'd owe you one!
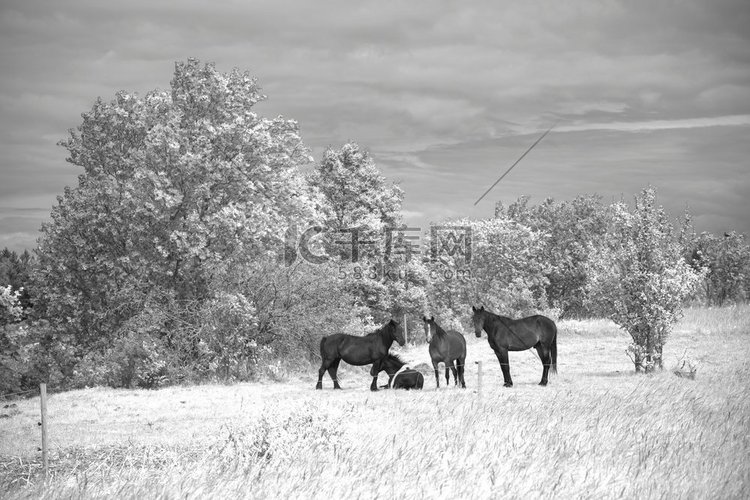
[1,306,749,499]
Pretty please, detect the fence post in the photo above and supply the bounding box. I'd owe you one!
[39,383,48,477]
[476,361,483,403]
[403,313,408,345]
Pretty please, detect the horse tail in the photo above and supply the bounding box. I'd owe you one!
[550,324,558,374]
[319,336,327,358]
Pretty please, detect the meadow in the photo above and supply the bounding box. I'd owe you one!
[1,306,749,499]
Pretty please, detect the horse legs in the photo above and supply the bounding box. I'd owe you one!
[457,357,466,388]
[535,344,551,386]
[432,360,441,388]
[448,360,458,386]
[317,358,333,389]
[327,358,342,389]
[370,360,382,392]
[494,348,513,387]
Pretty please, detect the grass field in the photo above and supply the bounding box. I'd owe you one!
[1,306,749,499]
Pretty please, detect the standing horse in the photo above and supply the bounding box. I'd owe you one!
[316,319,405,391]
[379,354,424,390]
[471,306,557,387]
[422,316,467,388]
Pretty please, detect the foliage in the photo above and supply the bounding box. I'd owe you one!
[426,216,550,329]
[310,142,403,231]
[586,187,702,372]
[689,231,750,306]
[0,248,33,315]
[31,59,325,387]
[307,142,424,323]
[497,195,609,317]
[200,257,372,380]
[1,287,26,393]
[0,285,23,326]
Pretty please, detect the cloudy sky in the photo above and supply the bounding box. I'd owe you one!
[1,0,749,251]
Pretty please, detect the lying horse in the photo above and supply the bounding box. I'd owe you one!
[379,354,424,390]
[471,306,557,387]
[423,316,467,388]
[316,319,405,391]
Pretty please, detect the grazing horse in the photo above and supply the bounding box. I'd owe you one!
[471,306,557,387]
[379,354,424,390]
[422,316,467,388]
[316,319,405,391]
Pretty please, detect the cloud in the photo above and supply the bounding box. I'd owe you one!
[556,115,750,133]
[0,0,749,250]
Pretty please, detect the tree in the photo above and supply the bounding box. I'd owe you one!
[33,59,322,383]
[498,195,608,317]
[311,143,402,232]
[0,248,33,314]
[0,285,23,327]
[690,231,750,305]
[426,215,550,330]
[308,143,422,322]
[587,187,702,372]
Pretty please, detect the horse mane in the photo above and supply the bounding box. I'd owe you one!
[366,320,397,337]
[365,323,385,337]
[434,321,448,337]
[481,308,506,323]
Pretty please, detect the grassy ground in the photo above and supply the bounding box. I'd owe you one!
[1,306,748,499]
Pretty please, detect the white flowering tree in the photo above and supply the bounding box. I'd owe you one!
[34,59,325,384]
[587,188,702,372]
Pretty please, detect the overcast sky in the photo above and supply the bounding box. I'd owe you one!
[1,0,749,252]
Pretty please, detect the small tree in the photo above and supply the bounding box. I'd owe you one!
[587,188,702,372]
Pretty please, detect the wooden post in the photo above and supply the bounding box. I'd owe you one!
[476,361,483,403]
[403,313,408,345]
[39,383,48,477]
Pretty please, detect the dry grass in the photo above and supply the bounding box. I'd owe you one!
[1,306,749,499]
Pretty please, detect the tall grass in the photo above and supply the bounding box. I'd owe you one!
[2,306,749,499]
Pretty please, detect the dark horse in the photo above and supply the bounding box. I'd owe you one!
[422,316,467,388]
[316,319,405,391]
[472,306,557,387]
[379,354,424,390]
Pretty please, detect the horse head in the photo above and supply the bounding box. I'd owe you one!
[388,319,406,346]
[471,305,486,338]
[422,315,437,342]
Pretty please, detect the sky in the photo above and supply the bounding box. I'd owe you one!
[1,0,749,252]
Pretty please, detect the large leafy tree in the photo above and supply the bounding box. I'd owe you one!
[34,59,321,378]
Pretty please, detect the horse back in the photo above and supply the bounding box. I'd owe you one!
[447,330,467,357]
[320,333,359,358]
[393,369,424,390]
[322,332,387,366]
[430,330,467,361]
[529,315,557,340]
[499,315,556,349]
